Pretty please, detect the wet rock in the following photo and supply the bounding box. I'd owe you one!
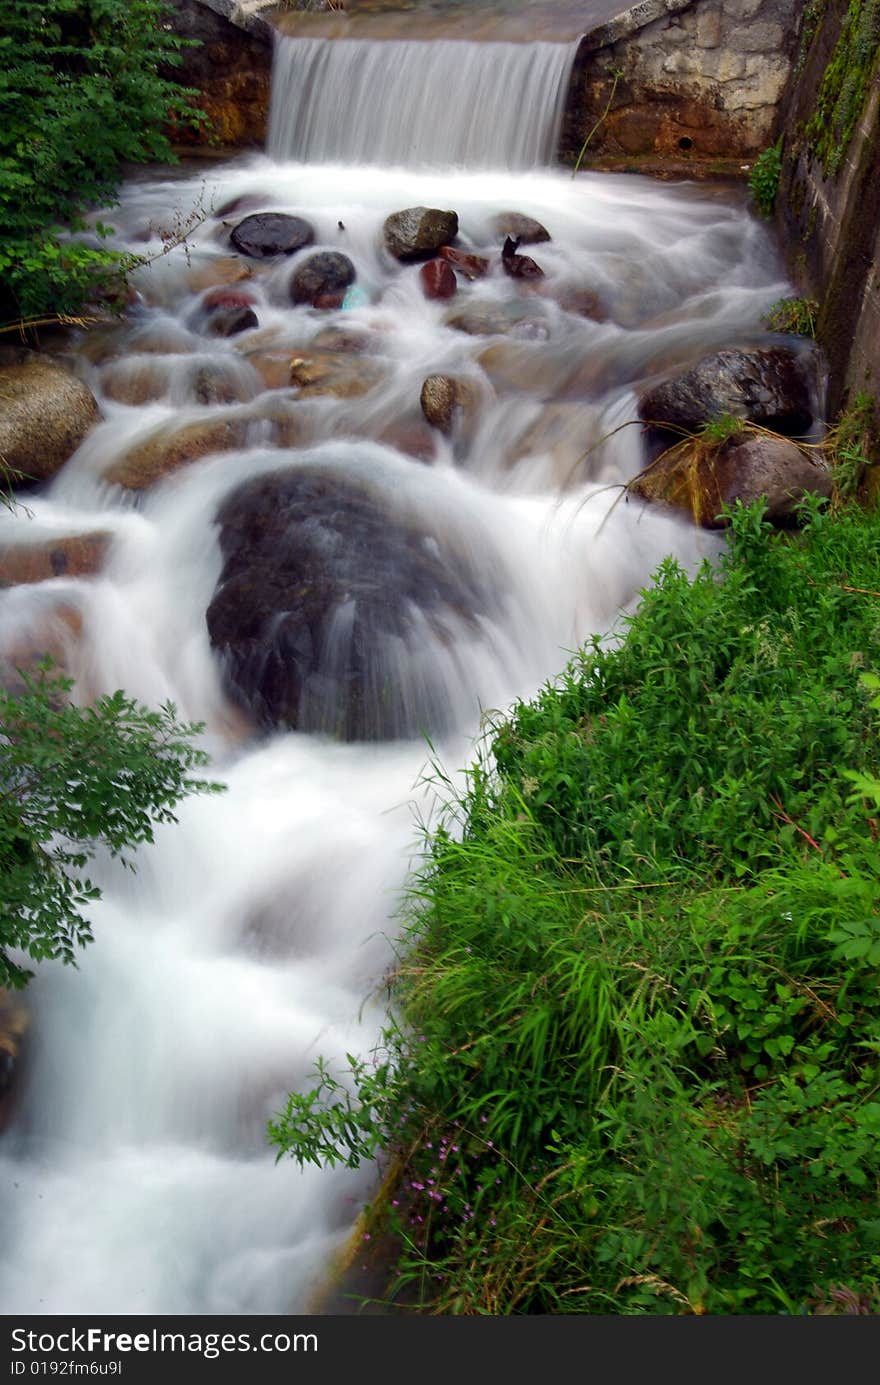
[230,213,315,259]
[100,359,171,407]
[204,305,260,338]
[185,255,253,294]
[0,990,28,1129]
[0,601,84,694]
[419,374,478,435]
[213,193,272,220]
[501,236,545,280]
[244,351,300,391]
[246,397,308,450]
[446,300,550,338]
[477,342,556,394]
[287,352,383,399]
[310,326,376,354]
[105,418,248,491]
[491,212,551,245]
[197,288,260,340]
[550,285,608,321]
[639,347,816,440]
[0,532,111,587]
[629,429,833,528]
[438,246,491,280]
[291,252,357,307]
[190,364,260,407]
[383,207,459,262]
[377,416,438,463]
[0,357,100,486]
[123,323,197,358]
[203,288,258,312]
[511,403,598,483]
[206,466,488,740]
[419,259,457,301]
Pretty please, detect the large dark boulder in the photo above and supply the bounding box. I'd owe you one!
[206,465,489,740]
[639,346,817,441]
[383,207,459,262]
[290,252,356,307]
[230,213,315,259]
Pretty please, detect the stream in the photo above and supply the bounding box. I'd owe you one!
[0,21,794,1314]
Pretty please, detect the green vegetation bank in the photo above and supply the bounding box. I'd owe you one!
[273,483,880,1314]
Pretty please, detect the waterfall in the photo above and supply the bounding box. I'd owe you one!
[267,36,581,169]
[0,9,796,1316]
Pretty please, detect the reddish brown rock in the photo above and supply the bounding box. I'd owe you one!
[203,288,257,311]
[438,246,491,280]
[419,260,457,301]
[0,532,111,587]
[312,292,347,311]
[501,237,545,280]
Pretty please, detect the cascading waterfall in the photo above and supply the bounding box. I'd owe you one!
[267,36,581,168]
[0,18,800,1315]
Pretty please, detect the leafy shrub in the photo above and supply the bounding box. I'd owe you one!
[748,139,782,217]
[0,664,222,988]
[272,499,880,1314]
[0,0,203,325]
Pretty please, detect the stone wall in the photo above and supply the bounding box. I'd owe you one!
[164,0,274,149]
[562,0,798,168]
[171,0,800,166]
[777,0,880,419]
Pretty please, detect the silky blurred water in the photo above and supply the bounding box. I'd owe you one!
[0,29,795,1314]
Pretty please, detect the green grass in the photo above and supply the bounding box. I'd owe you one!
[271,496,880,1314]
[763,297,819,338]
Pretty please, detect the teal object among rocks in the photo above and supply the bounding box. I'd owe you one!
[342,284,370,309]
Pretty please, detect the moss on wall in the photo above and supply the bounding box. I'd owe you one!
[806,0,880,175]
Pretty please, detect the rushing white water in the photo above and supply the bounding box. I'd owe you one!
[0,27,804,1314]
[268,36,580,168]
